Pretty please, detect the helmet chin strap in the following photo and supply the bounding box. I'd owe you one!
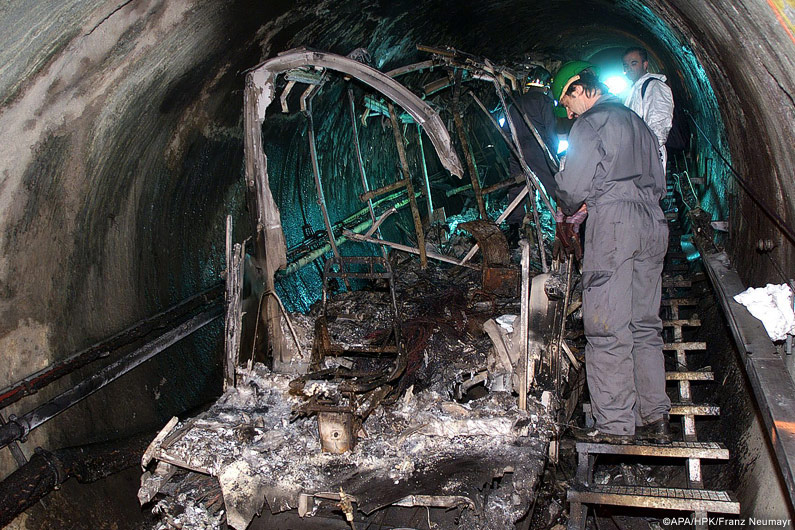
[559,74,581,99]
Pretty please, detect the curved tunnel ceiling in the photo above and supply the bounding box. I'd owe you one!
[0,0,794,483]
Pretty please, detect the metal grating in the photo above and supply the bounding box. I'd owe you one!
[569,485,741,514]
[666,371,714,381]
[663,319,702,327]
[669,403,720,416]
[577,441,729,460]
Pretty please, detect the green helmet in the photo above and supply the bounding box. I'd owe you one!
[551,61,599,117]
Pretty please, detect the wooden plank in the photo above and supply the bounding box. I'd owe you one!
[141,416,179,469]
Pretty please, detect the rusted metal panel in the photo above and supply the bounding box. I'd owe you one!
[317,412,355,454]
[458,220,511,267]
[482,267,519,297]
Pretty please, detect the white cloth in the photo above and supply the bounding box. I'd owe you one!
[734,283,795,341]
[624,73,674,169]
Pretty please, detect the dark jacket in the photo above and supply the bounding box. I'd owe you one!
[507,89,558,195]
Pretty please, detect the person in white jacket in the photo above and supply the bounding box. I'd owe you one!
[622,47,674,169]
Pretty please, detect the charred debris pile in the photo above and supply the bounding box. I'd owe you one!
[141,253,582,529]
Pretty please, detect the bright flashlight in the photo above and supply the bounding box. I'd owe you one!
[604,75,629,95]
[557,139,569,154]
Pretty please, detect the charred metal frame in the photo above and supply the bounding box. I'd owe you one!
[243,48,464,371]
[224,216,244,390]
[301,256,406,394]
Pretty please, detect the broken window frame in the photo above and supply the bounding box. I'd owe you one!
[240,47,464,383]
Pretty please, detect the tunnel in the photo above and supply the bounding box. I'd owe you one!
[1,0,794,528]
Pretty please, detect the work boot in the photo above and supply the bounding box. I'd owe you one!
[636,415,672,444]
[573,428,635,445]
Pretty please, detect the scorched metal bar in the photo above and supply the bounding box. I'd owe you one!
[0,307,222,450]
[246,48,463,178]
[451,70,486,218]
[387,101,427,268]
[0,283,222,411]
[306,103,342,261]
[417,124,434,217]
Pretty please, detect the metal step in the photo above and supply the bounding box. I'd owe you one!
[662,298,698,306]
[664,342,707,351]
[666,371,714,381]
[670,403,720,416]
[568,485,740,514]
[666,263,690,272]
[663,279,691,288]
[663,319,701,327]
[576,441,729,459]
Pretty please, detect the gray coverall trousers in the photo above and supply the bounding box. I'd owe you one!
[583,201,670,435]
[555,94,671,436]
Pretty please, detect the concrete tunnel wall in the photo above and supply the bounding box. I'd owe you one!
[0,0,793,523]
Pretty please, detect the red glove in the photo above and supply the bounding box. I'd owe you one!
[554,206,587,261]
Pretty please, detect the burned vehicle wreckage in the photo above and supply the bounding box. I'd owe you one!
[137,47,583,529]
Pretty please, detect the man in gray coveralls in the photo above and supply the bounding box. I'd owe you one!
[551,63,672,444]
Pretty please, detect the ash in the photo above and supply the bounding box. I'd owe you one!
[141,258,558,530]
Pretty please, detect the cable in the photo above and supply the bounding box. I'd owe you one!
[684,109,795,245]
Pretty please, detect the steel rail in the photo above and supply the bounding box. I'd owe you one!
[0,307,222,450]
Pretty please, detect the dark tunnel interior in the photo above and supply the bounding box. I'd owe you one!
[0,0,794,528]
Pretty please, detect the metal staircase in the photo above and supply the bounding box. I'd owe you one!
[567,184,740,528]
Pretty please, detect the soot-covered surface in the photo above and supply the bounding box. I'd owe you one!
[141,257,557,530]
